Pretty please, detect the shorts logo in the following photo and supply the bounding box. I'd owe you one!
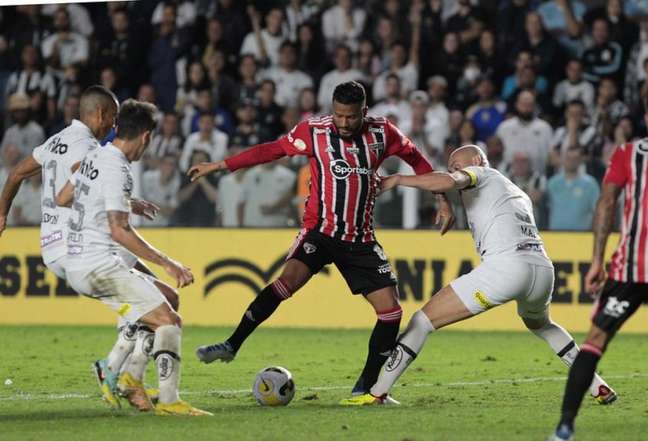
[303,242,317,254]
[157,354,174,381]
[117,303,132,317]
[385,346,403,372]
[373,244,387,261]
[603,297,630,318]
[473,291,494,310]
[377,263,392,274]
[330,159,372,180]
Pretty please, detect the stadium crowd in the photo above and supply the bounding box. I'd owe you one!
[1,0,646,230]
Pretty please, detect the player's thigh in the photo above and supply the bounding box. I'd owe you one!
[365,285,400,311]
[421,284,473,329]
[590,280,646,339]
[336,241,398,296]
[450,258,533,316]
[516,264,555,321]
[67,257,172,325]
[45,257,68,280]
[284,229,331,291]
[131,259,180,312]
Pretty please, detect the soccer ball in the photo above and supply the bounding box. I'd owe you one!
[252,366,295,406]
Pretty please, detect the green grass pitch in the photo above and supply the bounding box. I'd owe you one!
[1,326,647,441]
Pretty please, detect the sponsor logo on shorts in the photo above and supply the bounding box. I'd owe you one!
[473,291,494,310]
[373,244,387,261]
[303,242,317,254]
[117,303,132,317]
[157,354,174,381]
[385,346,403,372]
[330,159,372,180]
[377,263,392,274]
[40,230,63,248]
[603,296,630,318]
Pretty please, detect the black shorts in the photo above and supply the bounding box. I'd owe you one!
[591,279,648,334]
[286,229,398,296]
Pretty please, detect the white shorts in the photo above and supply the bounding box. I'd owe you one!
[45,257,67,280]
[450,258,555,319]
[66,254,167,323]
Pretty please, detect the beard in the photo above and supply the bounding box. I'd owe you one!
[518,111,534,122]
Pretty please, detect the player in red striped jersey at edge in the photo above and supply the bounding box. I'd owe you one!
[549,104,648,441]
[188,81,454,402]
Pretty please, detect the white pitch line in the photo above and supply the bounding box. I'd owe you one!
[1,373,647,403]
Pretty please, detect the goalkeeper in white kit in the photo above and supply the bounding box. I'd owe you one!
[341,145,617,406]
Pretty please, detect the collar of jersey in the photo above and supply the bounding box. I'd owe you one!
[70,119,94,139]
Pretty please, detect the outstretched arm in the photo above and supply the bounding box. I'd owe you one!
[0,155,41,236]
[382,171,472,193]
[187,140,287,181]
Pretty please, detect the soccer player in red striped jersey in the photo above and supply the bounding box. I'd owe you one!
[188,81,454,399]
[550,108,648,441]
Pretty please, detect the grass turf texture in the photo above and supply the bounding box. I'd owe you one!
[1,326,647,441]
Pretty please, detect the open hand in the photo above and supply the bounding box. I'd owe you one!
[187,162,222,182]
[163,258,194,288]
[584,260,606,298]
[436,195,455,235]
[378,175,401,195]
[131,198,160,221]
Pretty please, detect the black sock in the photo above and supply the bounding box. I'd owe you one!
[356,318,401,391]
[226,284,283,352]
[559,349,602,430]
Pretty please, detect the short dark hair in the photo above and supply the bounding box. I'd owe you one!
[79,85,118,117]
[116,99,157,140]
[332,81,366,106]
[566,99,585,109]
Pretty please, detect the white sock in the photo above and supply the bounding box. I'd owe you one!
[107,323,137,375]
[123,326,155,382]
[370,310,435,397]
[530,320,608,396]
[152,325,182,404]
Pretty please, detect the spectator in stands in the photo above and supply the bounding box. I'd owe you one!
[321,0,366,53]
[485,135,507,172]
[496,0,531,57]
[5,45,56,122]
[230,99,271,149]
[372,15,397,66]
[261,41,313,108]
[182,88,234,137]
[141,154,181,227]
[432,32,464,101]
[0,144,22,192]
[496,90,553,174]
[297,87,318,120]
[453,56,482,110]
[317,45,364,113]
[148,2,190,112]
[180,112,228,172]
[295,22,325,82]
[537,0,586,56]
[476,29,506,86]
[9,173,41,226]
[42,3,93,37]
[457,119,484,149]
[623,20,648,113]
[174,149,219,227]
[96,8,144,88]
[47,94,79,136]
[507,151,547,225]
[1,93,45,157]
[466,76,506,142]
[601,115,634,164]
[241,160,297,227]
[400,90,445,165]
[176,61,209,117]
[7,6,51,69]
[445,0,485,50]
[205,50,238,114]
[517,11,564,85]
[198,18,232,69]
[205,0,248,55]
[151,0,196,30]
[426,76,450,131]
[501,50,548,101]
[372,13,420,102]
[582,18,624,85]
[100,66,129,102]
[590,77,629,139]
[217,157,246,227]
[370,74,410,120]
[584,0,639,52]
[256,79,285,139]
[240,6,287,67]
[41,7,89,78]
[546,146,599,231]
[552,58,595,113]
[236,54,259,105]
[356,38,382,84]
[147,112,183,169]
[285,0,317,42]
[550,100,598,167]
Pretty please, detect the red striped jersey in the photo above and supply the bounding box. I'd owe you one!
[604,140,648,282]
[277,115,433,242]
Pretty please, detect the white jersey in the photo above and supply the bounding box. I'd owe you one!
[66,143,133,269]
[32,119,99,264]
[460,166,551,265]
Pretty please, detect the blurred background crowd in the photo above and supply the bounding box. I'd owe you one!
[1,0,646,230]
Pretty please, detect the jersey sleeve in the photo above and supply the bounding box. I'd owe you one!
[461,166,487,189]
[277,120,314,157]
[384,120,433,174]
[603,144,629,187]
[103,163,132,212]
[32,138,50,165]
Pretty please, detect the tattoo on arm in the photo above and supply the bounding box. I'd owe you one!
[107,211,131,232]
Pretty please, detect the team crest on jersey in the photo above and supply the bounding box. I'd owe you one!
[368,142,385,157]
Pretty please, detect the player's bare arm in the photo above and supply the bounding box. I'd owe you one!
[585,182,623,295]
[0,154,42,236]
[188,160,228,181]
[381,171,471,194]
[106,210,194,288]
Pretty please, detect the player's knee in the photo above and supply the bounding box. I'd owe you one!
[376,303,402,322]
[155,281,180,311]
[270,277,295,300]
[156,306,182,328]
[584,326,609,352]
[522,316,550,331]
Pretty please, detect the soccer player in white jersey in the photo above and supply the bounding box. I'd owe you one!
[341,145,617,406]
[0,86,174,411]
[56,99,209,416]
